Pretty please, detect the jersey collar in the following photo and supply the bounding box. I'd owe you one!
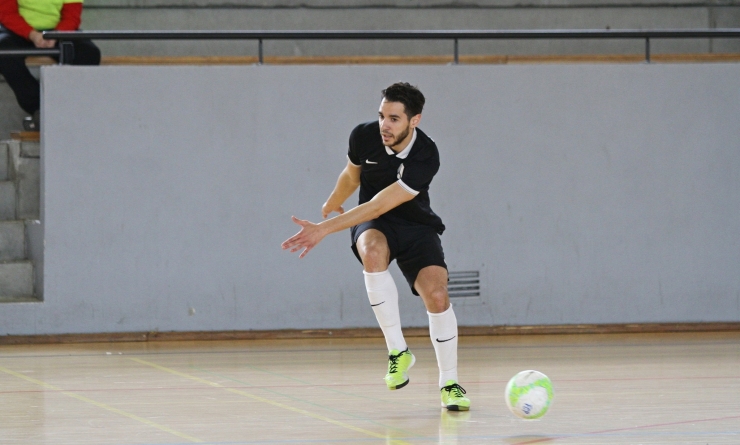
[384,129,416,159]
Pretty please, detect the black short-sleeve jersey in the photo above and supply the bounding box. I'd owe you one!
[347,121,445,234]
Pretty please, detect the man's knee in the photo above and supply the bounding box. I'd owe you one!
[424,287,450,313]
[357,231,390,272]
[415,266,450,313]
[362,251,389,272]
[0,37,31,75]
[73,41,101,65]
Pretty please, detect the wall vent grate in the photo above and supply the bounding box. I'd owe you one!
[448,270,480,298]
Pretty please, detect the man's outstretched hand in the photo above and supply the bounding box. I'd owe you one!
[281,216,328,259]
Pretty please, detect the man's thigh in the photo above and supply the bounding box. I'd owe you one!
[0,31,34,75]
[395,225,447,296]
[0,30,33,49]
[70,39,101,65]
[356,229,391,271]
[351,220,397,271]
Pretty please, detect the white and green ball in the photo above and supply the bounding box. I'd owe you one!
[505,370,554,419]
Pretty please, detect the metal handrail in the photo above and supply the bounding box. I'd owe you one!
[0,43,74,63]
[35,28,740,64]
[0,49,60,57]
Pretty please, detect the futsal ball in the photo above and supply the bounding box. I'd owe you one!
[504,370,554,419]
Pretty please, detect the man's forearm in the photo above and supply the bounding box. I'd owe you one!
[0,3,34,39]
[320,198,384,236]
[325,168,360,210]
[320,182,413,237]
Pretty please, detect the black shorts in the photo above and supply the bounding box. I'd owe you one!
[351,218,447,296]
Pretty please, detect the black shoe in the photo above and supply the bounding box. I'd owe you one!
[22,111,40,132]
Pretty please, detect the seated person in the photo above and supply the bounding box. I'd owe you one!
[0,0,100,131]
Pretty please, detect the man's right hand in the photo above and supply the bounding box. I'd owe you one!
[281,216,329,259]
[322,202,345,219]
[29,31,56,48]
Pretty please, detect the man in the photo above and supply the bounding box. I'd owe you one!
[0,0,100,130]
[282,82,471,411]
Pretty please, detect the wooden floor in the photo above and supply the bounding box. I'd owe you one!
[1,331,739,444]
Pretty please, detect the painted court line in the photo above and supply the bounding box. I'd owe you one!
[510,413,740,444]
[189,364,423,439]
[0,364,204,443]
[1,336,737,360]
[130,357,413,445]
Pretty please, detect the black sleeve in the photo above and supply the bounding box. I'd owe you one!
[347,125,362,166]
[398,155,439,194]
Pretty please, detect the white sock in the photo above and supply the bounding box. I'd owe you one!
[428,305,459,387]
[364,270,407,353]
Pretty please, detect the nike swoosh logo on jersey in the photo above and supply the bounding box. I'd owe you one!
[370,301,385,307]
[435,336,456,343]
[365,160,378,164]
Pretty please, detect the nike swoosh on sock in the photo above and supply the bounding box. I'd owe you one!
[435,336,456,343]
[370,301,386,307]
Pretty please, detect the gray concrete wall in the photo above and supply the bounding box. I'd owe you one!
[81,1,740,58]
[3,1,740,139]
[0,63,738,335]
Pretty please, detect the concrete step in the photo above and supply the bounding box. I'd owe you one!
[19,140,39,158]
[6,140,39,220]
[0,142,7,181]
[0,221,25,261]
[0,181,15,220]
[25,220,43,298]
[0,260,33,301]
[0,140,39,302]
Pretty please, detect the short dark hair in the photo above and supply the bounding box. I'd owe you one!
[381,82,425,118]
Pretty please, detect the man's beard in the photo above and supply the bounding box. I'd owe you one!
[383,124,411,149]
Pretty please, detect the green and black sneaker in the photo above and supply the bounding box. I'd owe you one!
[384,348,415,390]
[441,380,471,411]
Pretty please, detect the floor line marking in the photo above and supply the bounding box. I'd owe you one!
[129,357,411,445]
[0,364,204,443]
[189,364,421,438]
[1,337,738,359]
[510,414,740,444]
[586,413,740,436]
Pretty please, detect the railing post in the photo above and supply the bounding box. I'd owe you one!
[454,38,459,65]
[58,41,74,65]
[645,37,651,63]
[258,39,263,65]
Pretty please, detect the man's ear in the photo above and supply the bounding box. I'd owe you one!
[410,113,422,129]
